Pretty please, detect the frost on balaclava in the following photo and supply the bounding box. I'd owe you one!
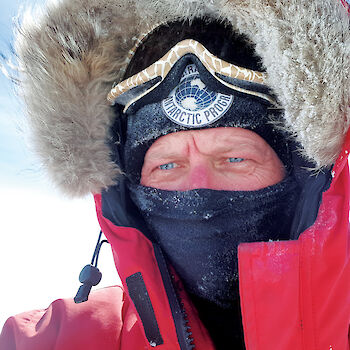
[129,179,299,307]
[128,178,299,347]
[121,56,300,348]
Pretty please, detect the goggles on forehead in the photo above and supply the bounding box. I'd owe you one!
[107,39,278,112]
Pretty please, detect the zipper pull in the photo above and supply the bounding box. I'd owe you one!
[74,231,109,303]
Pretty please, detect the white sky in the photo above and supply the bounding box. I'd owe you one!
[0,0,120,329]
[0,188,120,328]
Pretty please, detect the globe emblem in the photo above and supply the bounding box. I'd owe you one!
[175,75,217,111]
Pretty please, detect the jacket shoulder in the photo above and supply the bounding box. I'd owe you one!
[0,286,125,350]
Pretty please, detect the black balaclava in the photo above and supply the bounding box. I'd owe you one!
[128,179,299,348]
[116,20,301,349]
[129,178,299,308]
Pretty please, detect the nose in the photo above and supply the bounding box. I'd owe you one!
[187,163,213,190]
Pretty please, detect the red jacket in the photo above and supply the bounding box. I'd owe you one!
[1,130,349,349]
[1,0,350,349]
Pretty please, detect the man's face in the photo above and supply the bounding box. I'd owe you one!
[141,127,285,191]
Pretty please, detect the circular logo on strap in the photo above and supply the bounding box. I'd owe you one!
[162,64,233,128]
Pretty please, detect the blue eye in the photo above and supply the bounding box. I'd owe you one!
[228,157,244,163]
[159,162,177,170]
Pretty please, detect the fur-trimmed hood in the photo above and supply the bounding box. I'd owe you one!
[15,0,350,196]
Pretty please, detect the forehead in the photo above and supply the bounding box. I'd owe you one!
[146,127,269,155]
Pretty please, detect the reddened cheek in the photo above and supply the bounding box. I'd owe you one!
[251,163,285,188]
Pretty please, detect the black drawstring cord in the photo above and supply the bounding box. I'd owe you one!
[91,230,103,266]
[74,231,109,304]
[91,231,109,267]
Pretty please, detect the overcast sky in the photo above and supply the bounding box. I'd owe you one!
[0,0,119,329]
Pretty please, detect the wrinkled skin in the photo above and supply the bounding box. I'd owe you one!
[141,127,285,190]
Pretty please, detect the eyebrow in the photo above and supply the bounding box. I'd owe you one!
[147,152,184,161]
[146,135,260,161]
[209,143,255,154]
[147,145,256,162]
[146,140,189,161]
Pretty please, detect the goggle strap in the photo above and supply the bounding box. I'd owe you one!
[108,39,270,105]
[118,22,166,78]
[120,74,278,113]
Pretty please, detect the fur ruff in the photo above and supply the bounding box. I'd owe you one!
[14,0,350,196]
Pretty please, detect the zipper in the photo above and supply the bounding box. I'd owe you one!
[153,243,195,349]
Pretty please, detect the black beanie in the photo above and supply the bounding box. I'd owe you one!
[121,54,290,183]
